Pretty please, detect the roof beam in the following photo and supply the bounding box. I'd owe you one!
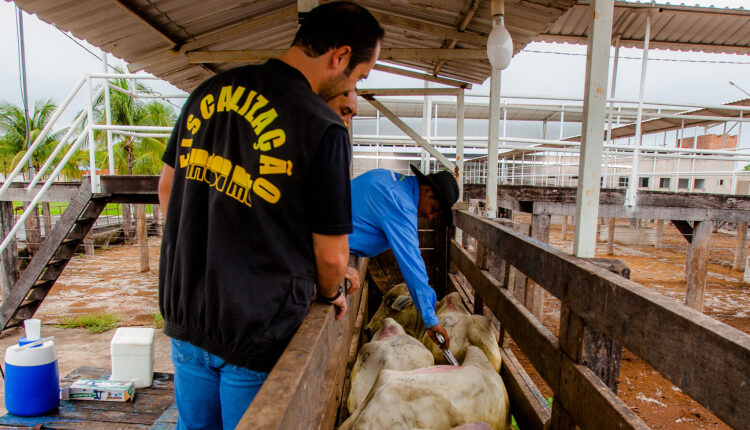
[363,95,456,171]
[178,6,296,54]
[433,0,482,75]
[369,10,487,46]
[374,64,473,88]
[110,0,180,48]
[357,88,460,97]
[186,48,488,63]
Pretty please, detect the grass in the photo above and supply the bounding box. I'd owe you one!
[152,312,164,329]
[13,202,157,217]
[57,312,120,333]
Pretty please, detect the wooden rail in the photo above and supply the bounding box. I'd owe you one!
[237,257,368,430]
[452,209,750,430]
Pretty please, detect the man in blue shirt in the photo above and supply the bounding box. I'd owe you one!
[349,165,459,347]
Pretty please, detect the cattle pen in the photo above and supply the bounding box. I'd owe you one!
[2,0,750,428]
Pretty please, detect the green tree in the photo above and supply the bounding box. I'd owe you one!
[88,69,175,268]
[0,99,84,253]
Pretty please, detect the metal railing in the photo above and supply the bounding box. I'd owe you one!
[0,59,186,255]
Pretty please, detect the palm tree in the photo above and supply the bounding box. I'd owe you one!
[89,69,176,268]
[0,99,83,253]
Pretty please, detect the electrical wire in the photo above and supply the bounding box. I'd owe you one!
[523,48,750,65]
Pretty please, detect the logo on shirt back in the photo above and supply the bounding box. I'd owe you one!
[178,85,292,207]
[390,171,405,182]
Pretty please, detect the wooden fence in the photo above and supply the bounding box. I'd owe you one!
[452,209,750,429]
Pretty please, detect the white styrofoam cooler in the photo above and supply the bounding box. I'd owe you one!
[110,327,155,388]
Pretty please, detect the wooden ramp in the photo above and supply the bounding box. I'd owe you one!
[0,176,159,332]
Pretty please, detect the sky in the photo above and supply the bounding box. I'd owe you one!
[1,0,749,138]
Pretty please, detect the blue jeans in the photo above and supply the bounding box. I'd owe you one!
[170,338,268,430]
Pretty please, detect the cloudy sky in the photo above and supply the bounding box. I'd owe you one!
[1,0,748,134]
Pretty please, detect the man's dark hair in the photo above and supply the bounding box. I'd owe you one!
[292,2,384,74]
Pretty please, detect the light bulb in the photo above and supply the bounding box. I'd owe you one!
[487,16,513,70]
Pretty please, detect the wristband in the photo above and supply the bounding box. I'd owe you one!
[317,285,344,304]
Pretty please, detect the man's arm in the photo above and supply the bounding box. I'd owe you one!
[312,233,349,320]
[378,190,450,348]
[158,164,174,214]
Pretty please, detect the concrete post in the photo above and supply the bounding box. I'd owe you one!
[732,221,747,271]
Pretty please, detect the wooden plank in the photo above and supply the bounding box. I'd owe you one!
[0,201,19,301]
[450,240,561,390]
[499,347,551,430]
[237,258,367,430]
[453,209,750,430]
[373,64,472,89]
[685,220,712,312]
[733,221,747,271]
[560,215,568,241]
[672,219,694,243]
[368,11,487,46]
[0,183,80,202]
[607,217,616,255]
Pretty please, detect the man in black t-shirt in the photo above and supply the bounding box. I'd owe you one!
[157,3,383,428]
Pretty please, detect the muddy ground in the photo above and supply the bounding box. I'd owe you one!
[514,217,749,429]
[0,224,747,428]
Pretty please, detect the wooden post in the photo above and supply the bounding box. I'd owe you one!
[526,213,550,320]
[655,219,664,249]
[561,215,568,241]
[512,223,531,303]
[686,220,712,312]
[136,204,149,273]
[23,202,42,254]
[596,217,602,242]
[554,259,629,428]
[153,204,162,236]
[732,221,747,271]
[607,217,615,255]
[474,241,488,315]
[41,202,52,238]
[0,202,19,301]
[84,232,95,256]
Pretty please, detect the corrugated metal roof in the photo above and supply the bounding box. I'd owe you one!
[14,0,578,91]
[538,1,750,55]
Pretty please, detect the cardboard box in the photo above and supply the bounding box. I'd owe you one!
[60,379,135,402]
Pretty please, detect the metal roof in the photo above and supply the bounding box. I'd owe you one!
[538,1,750,55]
[12,0,578,91]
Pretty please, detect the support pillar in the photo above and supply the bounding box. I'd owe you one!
[607,217,615,255]
[0,202,19,300]
[137,204,149,273]
[561,215,568,241]
[84,232,94,256]
[573,0,614,258]
[486,68,501,219]
[685,220,712,312]
[733,221,747,271]
[655,219,664,249]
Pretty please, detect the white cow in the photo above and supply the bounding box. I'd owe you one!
[340,346,510,430]
[366,283,425,339]
[421,293,502,372]
[349,318,434,413]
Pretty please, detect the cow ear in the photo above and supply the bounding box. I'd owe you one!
[391,295,413,311]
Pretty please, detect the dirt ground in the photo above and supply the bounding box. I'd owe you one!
[522,218,749,429]
[0,223,747,428]
[0,236,172,415]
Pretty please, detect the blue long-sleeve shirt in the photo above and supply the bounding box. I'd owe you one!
[349,169,439,328]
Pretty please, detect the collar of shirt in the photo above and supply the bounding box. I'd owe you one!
[264,58,312,90]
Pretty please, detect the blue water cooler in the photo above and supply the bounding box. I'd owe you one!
[4,337,60,416]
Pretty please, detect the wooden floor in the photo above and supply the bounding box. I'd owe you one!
[0,366,176,429]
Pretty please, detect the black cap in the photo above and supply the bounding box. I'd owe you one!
[410,164,459,226]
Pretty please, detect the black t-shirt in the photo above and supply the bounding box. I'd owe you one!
[159,59,352,372]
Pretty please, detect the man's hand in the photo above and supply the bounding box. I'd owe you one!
[345,266,360,294]
[332,293,347,320]
[426,324,450,350]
